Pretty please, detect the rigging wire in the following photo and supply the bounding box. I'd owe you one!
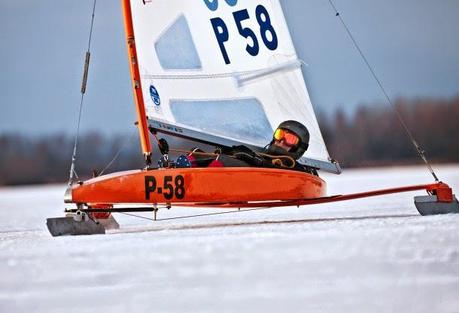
[98,128,138,176]
[327,0,440,182]
[68,0,97,185]
[118,205,280,223]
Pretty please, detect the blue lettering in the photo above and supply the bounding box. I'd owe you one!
[207,3,278,65]
[233,9,259,57]
[203,0,218,11]
[210,17,231,64]
[224,0,238,6]
[203,0,238,11]
[256,5,278,51]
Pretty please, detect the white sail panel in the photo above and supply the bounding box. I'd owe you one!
[130,0,333,166]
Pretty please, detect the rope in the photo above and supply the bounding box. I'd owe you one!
[258,152,296,169]
[68,0,97,185]
[170,148,220,157]
[141,59,304,81]
[142,71,253,81]
[327,0,439,182]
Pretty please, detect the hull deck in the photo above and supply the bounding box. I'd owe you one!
[70,167,326,206]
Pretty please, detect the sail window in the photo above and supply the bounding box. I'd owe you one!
[170,99,273,144]
[155,15,202,70]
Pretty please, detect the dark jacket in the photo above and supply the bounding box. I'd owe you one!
[220,145,318,175]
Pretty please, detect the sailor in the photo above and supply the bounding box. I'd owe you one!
[265,120,310,162]
[181,120,315,174]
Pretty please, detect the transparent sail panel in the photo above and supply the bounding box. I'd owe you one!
[170,99,272,145]
[155,15,202,70]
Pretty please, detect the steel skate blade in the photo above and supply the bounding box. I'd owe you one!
[414,195,459,216]
[46,216,105,236]
[98,214,120,230]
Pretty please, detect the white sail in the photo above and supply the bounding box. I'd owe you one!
[130,0,340,173]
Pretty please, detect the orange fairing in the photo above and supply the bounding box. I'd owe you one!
[426,182,453,202]
[71,168,326,205]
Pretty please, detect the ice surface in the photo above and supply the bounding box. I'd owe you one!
[0,165,458,312]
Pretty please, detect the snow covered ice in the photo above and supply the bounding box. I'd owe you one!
[0,165,458,312]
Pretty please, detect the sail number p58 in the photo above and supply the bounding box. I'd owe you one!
[204,0,278,64]
[145,175,185,200]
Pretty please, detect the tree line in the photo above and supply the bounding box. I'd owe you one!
[320,97,459,167]
[0,132,144,185]
[0,97,457,185]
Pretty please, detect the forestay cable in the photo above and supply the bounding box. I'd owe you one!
[327,0,439,182]
[68,0,97,185]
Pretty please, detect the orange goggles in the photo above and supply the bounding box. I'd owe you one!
[273,128,299,146]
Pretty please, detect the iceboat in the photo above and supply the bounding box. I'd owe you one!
[47,0,458,236]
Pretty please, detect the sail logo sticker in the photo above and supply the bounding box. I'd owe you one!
[149,85,161,106]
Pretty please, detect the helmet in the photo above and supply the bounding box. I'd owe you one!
[266,120,310,160]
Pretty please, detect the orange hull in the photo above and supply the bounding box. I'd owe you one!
[70,168,326,206]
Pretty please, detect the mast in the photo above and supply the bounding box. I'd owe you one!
[121,0,152,165]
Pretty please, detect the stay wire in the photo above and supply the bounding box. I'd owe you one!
[98,128,138,176]
[68,0,98,185]
[86,0,97,52]
[327,0,439,182]
[118,206,278,223]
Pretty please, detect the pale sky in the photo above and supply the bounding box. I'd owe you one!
[1,0,458,135]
